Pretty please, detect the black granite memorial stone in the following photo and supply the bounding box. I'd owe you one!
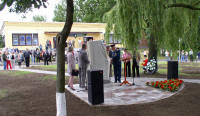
[87,70,104,105]
[167,61,179,79]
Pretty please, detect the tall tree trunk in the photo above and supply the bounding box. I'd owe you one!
[148,33,158,73]
[56,0,74,116]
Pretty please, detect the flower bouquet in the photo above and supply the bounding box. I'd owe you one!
[146,79,184,92]
[144,58,157,74]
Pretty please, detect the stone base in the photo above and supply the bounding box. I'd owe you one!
[65,77,183,106]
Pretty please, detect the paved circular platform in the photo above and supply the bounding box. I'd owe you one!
[65,77,184,106]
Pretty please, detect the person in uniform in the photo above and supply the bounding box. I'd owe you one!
[111,44,121,83]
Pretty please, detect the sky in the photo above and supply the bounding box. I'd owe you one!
[0,0,60,28]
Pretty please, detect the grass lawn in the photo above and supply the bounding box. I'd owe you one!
[156,62,200,79]
[0,89,7,99]
[0,71,33,76]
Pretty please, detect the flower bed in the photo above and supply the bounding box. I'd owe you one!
[146,79,184,92]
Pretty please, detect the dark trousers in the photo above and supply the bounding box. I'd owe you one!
[124,61,131,77]
[44,59,48,65]
[109,63,112,77]
[113,63,121,82]
[25,58,30,67]
[190,55,193,62]
[132,59,140,77]
[79,66,87,88]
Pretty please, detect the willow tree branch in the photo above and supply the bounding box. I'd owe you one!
[192,0,200,6]
[166,3,200,10]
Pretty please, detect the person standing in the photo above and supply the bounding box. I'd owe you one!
[36,49,40,63]
[106,45,113,77]
[165,50,170,61]
[11,52,15,69]
[43,50,50,65]
[198,51,200,61]
[181,50,185,62]
[17,51,23,68]
[132,48,140,85]
[111,44,121,83]
[24,49,31,67]
[78,44,90,88]
[122,48,132,77]
[189,49,193,62]
[33,49,37,64]
[185,51,188,62]
[2,51,7,70]
[67,46,76,90]
[6,52,12,70]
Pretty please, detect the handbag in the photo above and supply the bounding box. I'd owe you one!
[72,69,79,76]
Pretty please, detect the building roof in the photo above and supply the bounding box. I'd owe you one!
[1,21,107,34]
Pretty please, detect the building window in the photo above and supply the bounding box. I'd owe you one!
[32,34,38,46]
[26,34,32,45]
[12,34,19,46]
[19,35,25,45]
[12,33,38,46]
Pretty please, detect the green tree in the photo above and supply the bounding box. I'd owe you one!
[74,0,116,22]
[0,0,47,13]
[104,0,200,72]
[0,0,74,116]
[53,0,66,22]
[33,15,47,22]
[53,0,116,22]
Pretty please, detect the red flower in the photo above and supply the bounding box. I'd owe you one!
[147,79,183,92]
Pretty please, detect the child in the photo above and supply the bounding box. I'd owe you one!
[142,56,148,71]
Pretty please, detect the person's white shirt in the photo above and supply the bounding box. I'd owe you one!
[185,51,188,56]
[7,54,12,60]
[189,50,193,55]
[181,51,185,55]
[165,51,169,57]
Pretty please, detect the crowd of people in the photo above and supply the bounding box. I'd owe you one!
[66,43,145,90]
[0,48,55,70]
[179,49,198,62]
[163,49,200,62]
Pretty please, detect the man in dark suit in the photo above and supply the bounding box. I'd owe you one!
[43,50,50,65]
[111,44,121,83]
[78,44,90,88]
[24,49,31,67]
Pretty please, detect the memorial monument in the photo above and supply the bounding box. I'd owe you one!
[87,40,110,83]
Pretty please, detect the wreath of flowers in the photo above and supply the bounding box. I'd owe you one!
[146,79,184,92]
[146,58,157,72]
